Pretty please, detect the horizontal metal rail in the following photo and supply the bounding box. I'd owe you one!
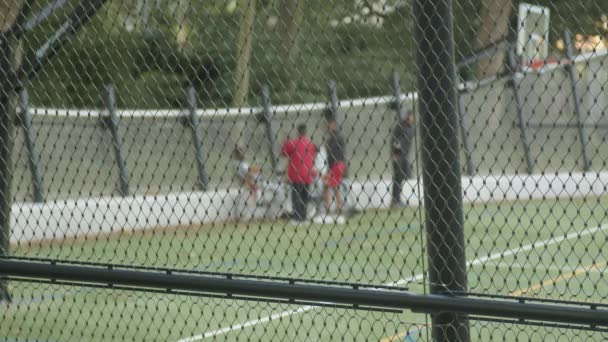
[7,277,401,313]
[455,39,510,70]
[1,259,608,328]
[453,291,608,309]
[4,255,408,291]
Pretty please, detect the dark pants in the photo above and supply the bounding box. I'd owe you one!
[392,157,411,203]
[291,183,310,221]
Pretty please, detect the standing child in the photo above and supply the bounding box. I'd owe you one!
[391,112,415,208]
[315,112,347,225]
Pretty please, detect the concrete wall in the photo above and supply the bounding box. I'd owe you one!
[11,171,608,245]
[7,51,608,245]
[13,53,606,202]
[460,51,608,175]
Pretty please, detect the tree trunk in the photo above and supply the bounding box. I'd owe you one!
[475,0,513,79]
[277,0,303,95]
[232,0,257,108]
[0,0,25,303]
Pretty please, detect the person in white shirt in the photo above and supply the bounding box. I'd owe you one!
[232,146,261,208]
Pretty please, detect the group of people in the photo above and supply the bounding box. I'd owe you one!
[233,109,416,225]
[281,112,347,225]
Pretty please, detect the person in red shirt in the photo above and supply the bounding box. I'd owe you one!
[281,124,316,223]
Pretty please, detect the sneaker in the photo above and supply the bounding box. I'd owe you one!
[313,215,335,224]
[307,207,317,219]
[289,219,302,226]
[336,215,346,225]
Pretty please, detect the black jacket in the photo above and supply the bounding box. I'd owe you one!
[392,124,414,159]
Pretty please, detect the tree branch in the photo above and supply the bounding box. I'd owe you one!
[0,0,36,40]
[1,0,107,99]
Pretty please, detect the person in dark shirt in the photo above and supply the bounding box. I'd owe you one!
[391,112,415,208]
[319,114,347,223]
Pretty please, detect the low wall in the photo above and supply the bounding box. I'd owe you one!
[11,171,608,245]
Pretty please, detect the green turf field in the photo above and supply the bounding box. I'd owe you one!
[2,195,608,341]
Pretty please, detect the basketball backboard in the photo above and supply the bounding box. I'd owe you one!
[517,3,550,65]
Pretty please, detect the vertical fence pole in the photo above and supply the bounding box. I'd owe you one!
[507,49,534,174]
[261,85,279,174]
[103,84,129,197]
[391,69,406,122]
[457,85,474,177]
[563,30,590,172]
[413,0,470,340]
[327,80,340,123]
[19,89,44,202]
[0,26,19,302]
[187,86,209,190]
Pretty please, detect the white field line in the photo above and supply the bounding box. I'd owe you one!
[176,223,608,342]
[486,261,606,274]
[483,260,563,273]
[176,306,316,342]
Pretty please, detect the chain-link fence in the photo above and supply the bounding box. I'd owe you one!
[2,0,608,341]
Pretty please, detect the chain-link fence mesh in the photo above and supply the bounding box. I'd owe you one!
[2,0,608,341]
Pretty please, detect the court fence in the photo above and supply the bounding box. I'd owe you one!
[1,0,608,341]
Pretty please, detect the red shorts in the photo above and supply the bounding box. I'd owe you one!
[325,162,346,188]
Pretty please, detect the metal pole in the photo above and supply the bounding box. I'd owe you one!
[0,24,19,303]
[103,84,129,197]
[187,86,209,190]
[19,89,44,202]
[327,80,340,124]
[3,258,608,327]
[457,87,474,177]
[413,0,470,340]
[261,85,279,174]
[563,30,590,172]
[507,48,534,174]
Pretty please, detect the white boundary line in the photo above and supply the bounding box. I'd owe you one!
[176,223,608,341]
[484,261,563,273]
[486,261,606,274]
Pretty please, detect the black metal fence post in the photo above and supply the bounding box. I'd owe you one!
[19,89,44,202]
[0,24,18,303]
[413,0,470,340]
[103,84,129,197]
[187,86,209,190]
[507,48,534,174]
[261,85,279,174]
[563,30,590,172]
[457,85,475,177]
